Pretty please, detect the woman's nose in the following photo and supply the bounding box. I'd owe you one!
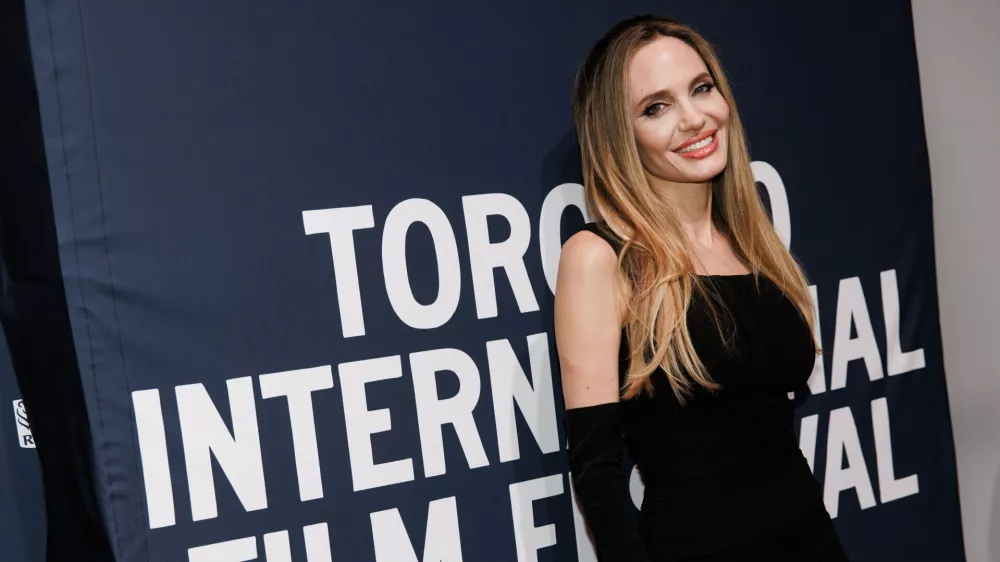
[677,101,707,132]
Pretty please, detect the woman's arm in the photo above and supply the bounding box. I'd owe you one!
[555,231,651,562]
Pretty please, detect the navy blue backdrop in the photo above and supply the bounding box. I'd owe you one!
[7,0,966,560]
[0,326,45,562]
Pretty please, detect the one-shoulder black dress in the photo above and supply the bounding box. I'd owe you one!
[564,223,849,561]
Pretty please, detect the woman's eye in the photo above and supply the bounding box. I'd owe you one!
[694,83,715,95]
[643,102,667,116]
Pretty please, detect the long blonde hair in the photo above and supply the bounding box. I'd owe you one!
[571,15,817,402]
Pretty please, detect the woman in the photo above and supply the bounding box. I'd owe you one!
[555,15,849,562]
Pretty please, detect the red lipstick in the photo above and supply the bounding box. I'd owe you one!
[673,129,719,160]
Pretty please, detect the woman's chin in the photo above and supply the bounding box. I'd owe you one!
[675,156,728,183]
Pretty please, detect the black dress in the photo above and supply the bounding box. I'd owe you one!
[564,223,849,562]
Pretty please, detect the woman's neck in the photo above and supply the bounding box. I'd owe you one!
[652,179,715,247]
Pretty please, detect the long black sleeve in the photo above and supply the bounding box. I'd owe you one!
[565,402,652,562]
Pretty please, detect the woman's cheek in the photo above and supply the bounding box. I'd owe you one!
[635,128,657,162]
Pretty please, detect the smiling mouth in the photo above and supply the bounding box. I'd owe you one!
[675,134,715,154]
[672,130,719,160]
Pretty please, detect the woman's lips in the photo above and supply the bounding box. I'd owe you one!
[674,132,718,159]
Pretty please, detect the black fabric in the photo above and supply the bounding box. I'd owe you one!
[681,506,849,562]
[0,1,115,560]
[567,222,848,561]
[565,403,653,562]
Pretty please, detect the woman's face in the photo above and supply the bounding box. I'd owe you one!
[628,36,730,186]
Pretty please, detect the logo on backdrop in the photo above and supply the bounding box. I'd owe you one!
[12,400,35,449]
[126,160,928,561]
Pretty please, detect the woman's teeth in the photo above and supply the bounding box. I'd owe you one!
[676,135,713,154]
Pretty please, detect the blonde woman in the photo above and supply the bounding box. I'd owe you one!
[556,15,849,561]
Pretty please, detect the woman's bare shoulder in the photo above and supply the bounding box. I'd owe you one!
[555,230,624,408]
[559,229,619,276]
